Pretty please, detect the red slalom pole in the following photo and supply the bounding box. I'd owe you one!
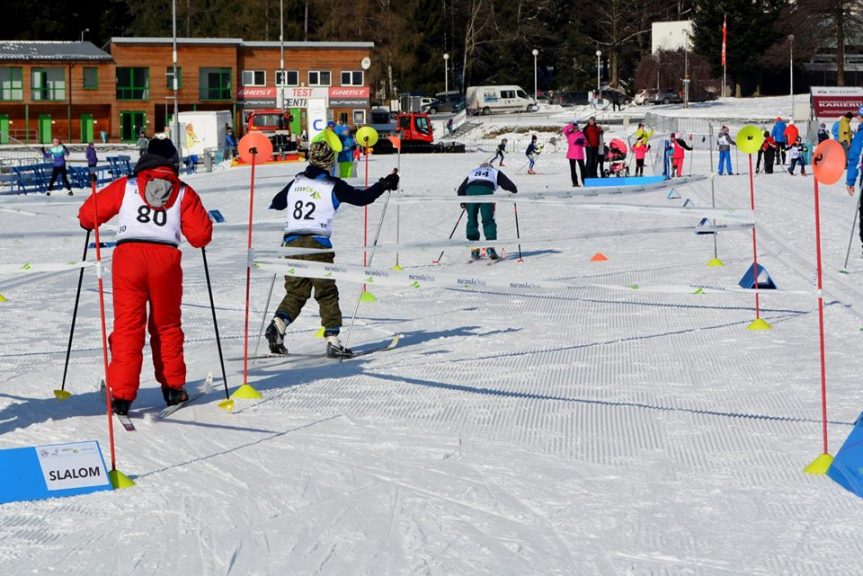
[745,154,771,331]
[91,179,132,488]
[231,135,267,401]
[813,177,829,456]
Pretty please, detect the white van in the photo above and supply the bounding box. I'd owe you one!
[465,85,537,115]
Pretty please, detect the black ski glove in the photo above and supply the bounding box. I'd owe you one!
[380,173,400,191]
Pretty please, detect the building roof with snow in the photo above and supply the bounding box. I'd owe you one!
[0,41,112,61]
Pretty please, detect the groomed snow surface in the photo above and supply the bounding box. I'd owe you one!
[3,98,863,575]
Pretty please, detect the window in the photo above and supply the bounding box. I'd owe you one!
[501,90,516,99]
[275,70,298,86]
[308,70,331,86]
[242,70,266,86]
[32,68,66,101]
[166,66,182,90]
[116,67,149,100]
[83,67,98,90]
[200,68,232,100]
[0,67,23,100]
[340,71,363,86]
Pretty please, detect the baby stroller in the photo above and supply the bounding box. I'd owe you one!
[603,138,630,177]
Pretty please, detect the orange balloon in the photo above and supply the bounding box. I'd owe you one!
[812,139,846,185]
[238,131,273,164]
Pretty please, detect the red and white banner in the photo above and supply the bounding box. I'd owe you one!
[237,87,277,100]
[810,86,863,118]
[329,86,370,107]
[721,15,727,67]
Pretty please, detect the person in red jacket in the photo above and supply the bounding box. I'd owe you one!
[583,117,601,178]
[78,137,213,415]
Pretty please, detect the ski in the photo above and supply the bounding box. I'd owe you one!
[231,334,400,363]
[115,413,136,432]
[157,373,214,419]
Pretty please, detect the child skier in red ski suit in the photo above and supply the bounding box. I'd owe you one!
[78,138,213,415]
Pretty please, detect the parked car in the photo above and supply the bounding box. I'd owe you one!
[550,90,589,107]
[652,89,684,105]
[424,91,466,114]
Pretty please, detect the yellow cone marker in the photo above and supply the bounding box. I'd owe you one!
[747,318,772,331]
[109,469,136,489]
[360,290,377,303]
[53,389,72,401]
[0,293,6,302]
[706,258,724,267]
[231,383,263,400]
[217,398,235,412]
[391,264,404,271]
[803,453,834,475]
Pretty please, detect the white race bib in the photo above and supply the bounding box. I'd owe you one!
[116,180,184,246]
[284,174,337,237]
[468,167,498,190]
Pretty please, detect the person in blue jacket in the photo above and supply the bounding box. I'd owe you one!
[42,137,73,195]
[846,106,863,252]
[770,116,787,165]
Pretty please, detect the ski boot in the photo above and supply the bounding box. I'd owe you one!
[470,248,481,261]
[162,386,189,406]
[486,247,500,260]
[265,316,289,355]
[111,398,132,416]
[325,334,353,359]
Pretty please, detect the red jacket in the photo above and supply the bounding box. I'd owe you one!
[583,123,600,148]
[78,168,212,248]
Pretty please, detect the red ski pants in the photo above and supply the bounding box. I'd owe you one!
[108,242,186,401]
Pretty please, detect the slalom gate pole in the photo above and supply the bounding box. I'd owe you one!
[90,180,131,488]
[201,247,232,410]
[363,141,369,275]
[513,203,523,262]
[394,139,402,270]
[252,274,277,357]
[840,192,860,273]
[708,125,720,262]
[747,154,764,322]
[231,146,263,401]
[433,208,466,264]
[687,134,694,176]
[55,228,91,400]
[813,177,830,457]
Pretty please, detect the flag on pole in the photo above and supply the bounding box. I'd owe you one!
[721,15,727,66]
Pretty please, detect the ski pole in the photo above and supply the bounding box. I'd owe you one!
[433,208,466,264]
[54,228,91,400]
[253,273,277,357]
[840,192,861,273]
[513,203,523,262]
[343,169,397,356]
[201,247,232,410]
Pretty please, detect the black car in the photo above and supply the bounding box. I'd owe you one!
[550,90,589,107]
[425,91,466,114]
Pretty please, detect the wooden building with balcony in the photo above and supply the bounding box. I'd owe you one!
[0,38,373,144]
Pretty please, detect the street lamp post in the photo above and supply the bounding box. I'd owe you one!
[172,0,180,160]
[595,50,602,104]
[789,34,794,120]
[443,53,449,93]
[532,49,539,103]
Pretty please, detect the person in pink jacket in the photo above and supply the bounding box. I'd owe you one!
[633,138,648,177]
[563,122,586,187]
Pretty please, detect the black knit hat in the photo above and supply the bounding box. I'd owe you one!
[133,137,180,174]
[308,141,335,170]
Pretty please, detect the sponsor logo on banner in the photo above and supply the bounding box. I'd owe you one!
[810,86,863,118]
[238,87,277,100]
[329,86,370,107]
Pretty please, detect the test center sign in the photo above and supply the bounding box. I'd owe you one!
[810,86,863,118]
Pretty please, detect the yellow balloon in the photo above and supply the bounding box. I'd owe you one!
[356,126,379,147]
[736,125,764,155]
